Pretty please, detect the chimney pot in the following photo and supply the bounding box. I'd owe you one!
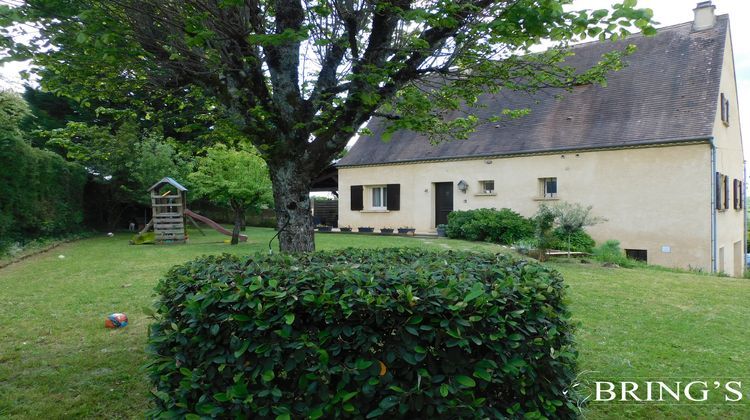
[693,1,716,31]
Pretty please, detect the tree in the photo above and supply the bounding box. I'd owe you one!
[0,89,29,138]
[127,133,191,206]
[45,120,188,228]
[20,87,99,148]
[1,0,655,252]
[540,201,605,257]
[188,144,273,245]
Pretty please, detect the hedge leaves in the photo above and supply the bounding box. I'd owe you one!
[147,248,579,418]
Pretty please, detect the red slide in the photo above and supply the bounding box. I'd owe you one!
[184,209,248,242]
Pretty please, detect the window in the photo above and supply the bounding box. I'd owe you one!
[732,179,744,211]
[371,186,387,209]
[723,175,730,210]
[721,93,730,125]
[539,177,557,198]
[351,184,400,211]
[716,172,731,211]
[480,180,495,194]
[625,249,648,262]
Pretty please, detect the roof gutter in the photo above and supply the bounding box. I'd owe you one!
[336,136,713,168]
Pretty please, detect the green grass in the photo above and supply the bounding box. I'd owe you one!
[0,227,748,418]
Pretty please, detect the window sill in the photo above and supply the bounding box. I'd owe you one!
[534,196,560,201]
[474,193,497,196]
[360,209,390,213]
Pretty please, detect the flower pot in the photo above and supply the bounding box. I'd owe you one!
[317,226,332,232]
[380,228,394,234]
[357,227,374,233]
[340,227,352,232]
[398,228,416,235]
[436,227,447,237]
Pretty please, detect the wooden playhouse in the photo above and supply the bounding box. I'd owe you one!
[147,177,188,244]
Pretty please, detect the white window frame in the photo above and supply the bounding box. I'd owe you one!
[480,180,495,194]
[369,185,388,210]
[540,177,558,198]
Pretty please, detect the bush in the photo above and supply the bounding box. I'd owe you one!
[147,248,579,419]
[592,240,635,267]
[0,136,86,242]
[550,228,596,253]
[446,208,535,245]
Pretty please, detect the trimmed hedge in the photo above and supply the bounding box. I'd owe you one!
[446,208,535,244]
[0,136,86,249]
[147,248,578,418]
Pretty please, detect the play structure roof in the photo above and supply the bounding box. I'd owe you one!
[147,177,188,192]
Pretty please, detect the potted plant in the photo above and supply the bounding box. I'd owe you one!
[316,225,333,232]
[380,227,394,234]
[436,224,447,237]
[357,226,374,233]
[398,226,416,235]
[339,226,352,232]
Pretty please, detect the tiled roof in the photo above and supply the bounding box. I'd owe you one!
[338,16,728,167]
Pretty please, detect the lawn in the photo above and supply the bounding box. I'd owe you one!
[0,228,748,418]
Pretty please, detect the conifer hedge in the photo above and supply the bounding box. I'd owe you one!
[147,248,579,418]
[0,136,86,245]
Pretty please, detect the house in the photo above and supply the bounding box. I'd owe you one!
[336,2,745,275]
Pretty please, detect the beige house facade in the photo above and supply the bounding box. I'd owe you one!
[336,4,745,275]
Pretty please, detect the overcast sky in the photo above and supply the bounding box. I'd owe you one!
[1,0,747,158]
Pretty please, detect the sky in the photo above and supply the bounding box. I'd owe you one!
[1,0,748,158]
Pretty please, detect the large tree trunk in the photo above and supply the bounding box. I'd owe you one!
[230,203,242,245]
[269,161,315,253]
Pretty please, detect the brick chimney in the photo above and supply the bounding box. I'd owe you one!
[693,1,716,31]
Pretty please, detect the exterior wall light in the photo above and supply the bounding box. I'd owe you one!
[457,179,469,193]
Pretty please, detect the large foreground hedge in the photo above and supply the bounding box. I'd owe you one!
[0,136,86,244]
[147,249,578,418]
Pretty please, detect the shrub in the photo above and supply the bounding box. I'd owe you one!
[536,203,603,255]
[550,228,595,253]
[147,248,579,419]
[446,208,535,244]
[0,136,86,242]
[533,208,556,260]
[592,240,635,267]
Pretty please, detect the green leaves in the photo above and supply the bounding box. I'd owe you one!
[463,282,485,303]
[439,383,449,397]
[234,340,250,358]
[261,370,275,382]
[455,375,476,388]
[147,249,578,418]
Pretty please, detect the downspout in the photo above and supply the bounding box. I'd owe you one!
[711,137,717,272]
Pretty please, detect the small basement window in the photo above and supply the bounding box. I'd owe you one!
[539,177,557,198]
[480,180,495,194]
[625,249,648,262]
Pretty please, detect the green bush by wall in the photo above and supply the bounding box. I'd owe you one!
[445,208,535,244]
[0,136,86,246]
[446,208,595,253]
[550,228,596,253]
[147,248,579,418]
